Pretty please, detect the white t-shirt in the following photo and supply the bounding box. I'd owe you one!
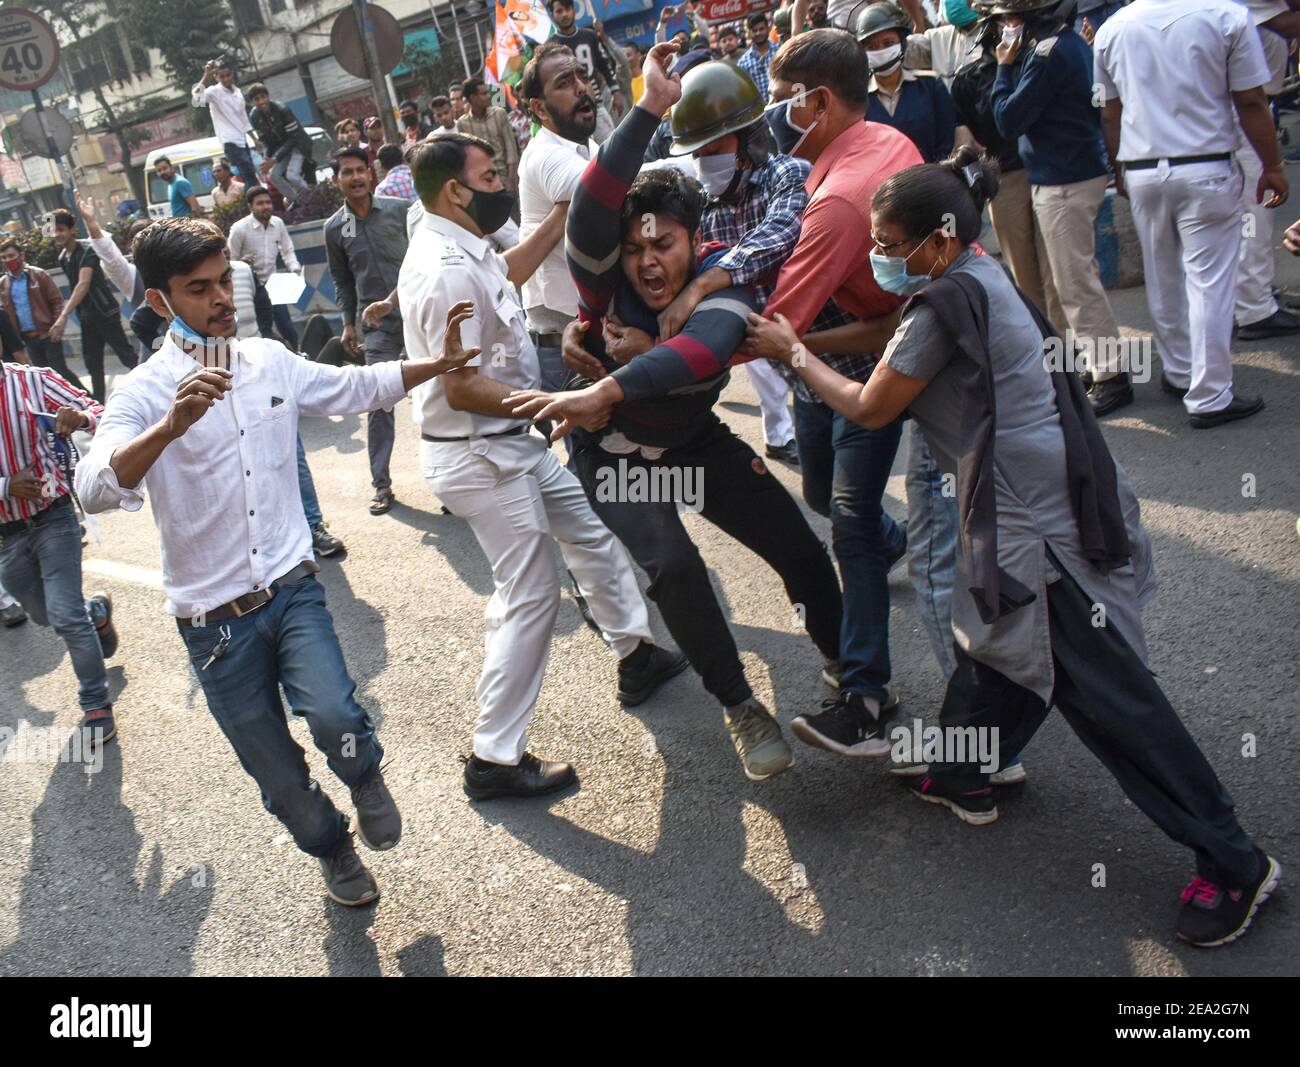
[1094,0,1271,160]
[518,126,595,329]
[194,81,252,147]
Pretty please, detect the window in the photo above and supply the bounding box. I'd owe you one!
[269,0,287,12]
[67,24,132,93]
[230,0,266,30]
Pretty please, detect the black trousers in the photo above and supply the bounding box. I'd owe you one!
[935,554,1258,887]
[79,315,137,401]
[571,419,842,708]
[23,335,87,394]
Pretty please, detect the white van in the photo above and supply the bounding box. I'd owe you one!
[144,128,337,217]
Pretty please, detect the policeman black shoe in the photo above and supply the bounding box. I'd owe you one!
[1235,308,1300,340]
[907,774,998,826]
[87,592,118,658]
[1189,395,1265,429]
[462,752,577,800]
[1088,373,1134,417]
[350,766,402,851]
[765,439,800,466]
[1176,850,1281,947]
[318,832,380,907]
[1,602,27,627]
[791,692,893,758]
[617,642,690,706]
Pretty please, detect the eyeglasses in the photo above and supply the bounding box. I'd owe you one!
[872,236,914,254]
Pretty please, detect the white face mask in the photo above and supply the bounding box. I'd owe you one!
[695,153,739,198]
[865,43,904,73]
[1000,24,1023,47]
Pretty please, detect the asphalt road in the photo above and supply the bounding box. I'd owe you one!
[1,252,1297,978]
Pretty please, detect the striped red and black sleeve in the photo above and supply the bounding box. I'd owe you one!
[566,105,661,329]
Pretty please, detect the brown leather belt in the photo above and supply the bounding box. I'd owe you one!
[178,559,320,626]
[0,493,72,538]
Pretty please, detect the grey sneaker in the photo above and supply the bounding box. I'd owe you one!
[724,700,793,781]
[351,767,402,851]
[318,832,380,906]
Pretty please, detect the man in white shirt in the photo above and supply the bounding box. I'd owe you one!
[227,185,302,350]
[191,58,259,183]
[1094,0,1287,427]
[75,217,478,906]
[518,42,600,393]
[401,135,687,800]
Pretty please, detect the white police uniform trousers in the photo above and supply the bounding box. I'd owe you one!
[1125,158,1242,415]
[422,431,653,765]
[1234,144,1277,329]
[745,358,795,447]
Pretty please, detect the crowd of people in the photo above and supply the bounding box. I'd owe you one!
[0,0,1291,951]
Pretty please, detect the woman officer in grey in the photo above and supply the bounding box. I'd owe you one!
[747,145,1279,950]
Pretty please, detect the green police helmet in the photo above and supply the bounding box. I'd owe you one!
[852,2,912,44]
[668,61,766,157]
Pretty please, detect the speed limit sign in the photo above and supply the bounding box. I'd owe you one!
[0,9,61,92]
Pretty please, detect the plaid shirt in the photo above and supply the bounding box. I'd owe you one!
[781,298,881,404]
[737,44,775,101]
[0,363,101,523]
[702,154,808,309]
[374,163,415,201]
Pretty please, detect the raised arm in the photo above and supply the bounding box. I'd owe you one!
[567,41,682,327]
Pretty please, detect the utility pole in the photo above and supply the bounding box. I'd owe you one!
[352,0,399,143]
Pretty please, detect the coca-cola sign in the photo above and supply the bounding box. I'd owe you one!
[699,0,760,22]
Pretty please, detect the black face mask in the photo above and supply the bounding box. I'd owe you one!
[460,183,514,235]
[403,114,418,128]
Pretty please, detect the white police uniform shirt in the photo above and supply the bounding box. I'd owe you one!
[1093,0,1270,161]
[75,333,405,616]
[402,212,540,440]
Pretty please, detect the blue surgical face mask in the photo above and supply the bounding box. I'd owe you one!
[764,97,819,158]
[870,237,934,295]
[159,291,237,367]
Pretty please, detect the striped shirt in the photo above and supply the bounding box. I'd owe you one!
[567,105,757,419]
[0,363,102,522]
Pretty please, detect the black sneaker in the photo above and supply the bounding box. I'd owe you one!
[350,766,401,851]
[791,692,892,757]
[1088,373,1134,417]
[462,752,577,800]
[907,774,998,825]
[312,522,345,558]
[318,832,380,906]
[87,592,117,658]
[886,519,908,571]
[1176,850,1281,947]
[1,602,27,627]
[617,643,690,706]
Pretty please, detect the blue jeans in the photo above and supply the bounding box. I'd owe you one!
[272,304,299,351]
[296,434,322,529]
[0,501,109,711]
[794,398,903,702]
[904,424,958,680]
[176,574,381,857]
[223,142,257,182]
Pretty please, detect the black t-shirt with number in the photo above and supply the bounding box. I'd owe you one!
[553,28,616,89]
[58,241,121,323]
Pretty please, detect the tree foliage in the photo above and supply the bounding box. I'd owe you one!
[118,0,246,96]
